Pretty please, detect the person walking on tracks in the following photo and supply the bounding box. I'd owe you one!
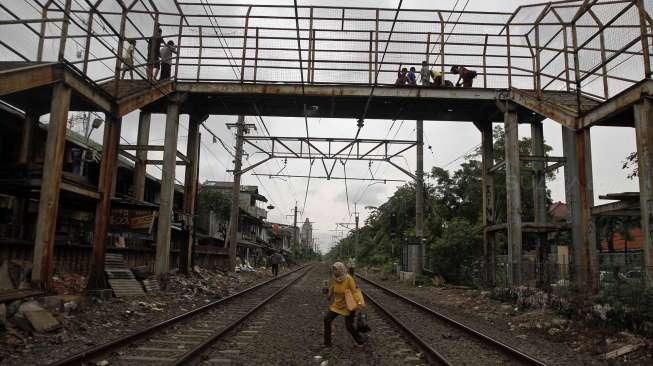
[323,262,365,347]
[269,251,282,277]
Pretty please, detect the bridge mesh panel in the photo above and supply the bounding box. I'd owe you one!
[1,0,649,94]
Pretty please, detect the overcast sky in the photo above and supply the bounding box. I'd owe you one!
[1,0,643,253]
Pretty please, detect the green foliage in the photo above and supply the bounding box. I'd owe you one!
[598,281,653,336]
[197,188,231,221]
[429,218,483,283]
[327,126,556,285]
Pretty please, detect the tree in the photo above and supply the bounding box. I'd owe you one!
[623,151,638,179]
[197,188,231,221]
[326,126,557,284]
[430,218,483,282]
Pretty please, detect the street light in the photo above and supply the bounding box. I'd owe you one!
[79,115,103,176]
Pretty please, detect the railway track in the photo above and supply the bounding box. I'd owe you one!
[356,274,549,366]
[48,265,311,366]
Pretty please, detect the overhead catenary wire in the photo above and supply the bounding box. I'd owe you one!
[198,3,298,205]
[359,0,404,122]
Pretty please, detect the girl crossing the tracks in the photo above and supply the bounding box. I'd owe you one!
[323,262,366,347]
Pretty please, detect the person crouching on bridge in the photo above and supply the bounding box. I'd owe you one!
[395,66,408,86]
[323,262,365,347]
[451,65,478,88]
[407,67,417,86]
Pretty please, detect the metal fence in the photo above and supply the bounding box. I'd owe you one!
[0,1,651,104]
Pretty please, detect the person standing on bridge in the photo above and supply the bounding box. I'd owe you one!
[147,27,163,81]
[159,40,178,80]
[121,38,135,80]
[451,65,478,88]
[323,262,365,347]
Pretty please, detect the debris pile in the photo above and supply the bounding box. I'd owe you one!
[165,265,271,298]
[0,263,274,364]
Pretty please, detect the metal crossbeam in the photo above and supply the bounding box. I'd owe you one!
[238,135,417,179]
[252,173,405,183]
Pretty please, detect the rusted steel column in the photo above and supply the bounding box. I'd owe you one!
[227,115,245,271]
[36,2,48,61]
[477,121,496,286]
[31,83,71,289]
[180,115,202,274]
[414,119,424,274]
[634,97,653,285]
[57,0,72,62]
[86,113,122,291]
[133,111,151,201]
[532,121,548,288]
[504,104,522,286]
[562,126,597,292]
[637,0,652,79]
[155,98,181,276]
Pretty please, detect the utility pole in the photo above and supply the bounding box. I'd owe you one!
[286,203,300,251]
[414,119,424,275]
[226,115,246,271]
[354,203,360,259]
[292,202,298,248]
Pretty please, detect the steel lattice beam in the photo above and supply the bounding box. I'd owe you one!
[239,135,417,179]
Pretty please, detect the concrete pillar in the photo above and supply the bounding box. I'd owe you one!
[32,83,71,289]
[504,105,522,286]
[227,115,245,271]
[478,121,496,286]
[532,121,548,288]
[414,119,424,274]
[634,98,653,285]
[17,110,39,240]
[86,114,122,291]
[180,115,202,274]
[18,110,38,164]
[155,101,180,276]
[562,126,597,292]
[133,111,151,201]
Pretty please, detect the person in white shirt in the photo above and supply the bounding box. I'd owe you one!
[159,40,177,80]
[121,38,135,79]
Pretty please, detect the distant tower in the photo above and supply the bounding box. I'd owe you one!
[301,218,313,249]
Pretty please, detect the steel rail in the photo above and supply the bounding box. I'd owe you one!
[364,291,452,365]
[171,265,312,365]
[357,274,549,366]
[47,265,307,366]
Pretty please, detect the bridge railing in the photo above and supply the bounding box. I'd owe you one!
[518,0,652,103]
[0,0,650,109]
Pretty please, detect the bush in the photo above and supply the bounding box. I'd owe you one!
[596,281,653,336]
[429,218,482,284]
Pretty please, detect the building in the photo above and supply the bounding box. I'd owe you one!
[300,218,313,250]
[196,181,270,266]
[266,222,294,254]
[0,107,201,274]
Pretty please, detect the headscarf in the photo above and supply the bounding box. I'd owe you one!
[332,262,347,283]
